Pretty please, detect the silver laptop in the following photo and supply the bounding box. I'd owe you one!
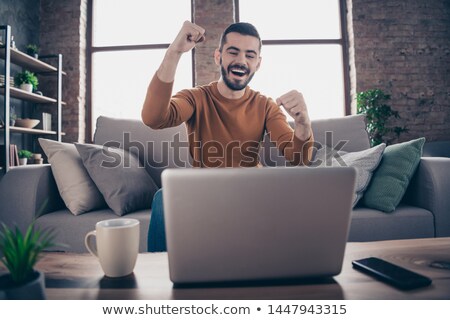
[161,166,356,285]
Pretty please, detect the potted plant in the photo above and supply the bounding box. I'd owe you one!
[18,149,33,165]
[32,153,43,165]
[14,70,38,93]
[26,44,39,59]
[0,222,58,299]
[356,89,408,146]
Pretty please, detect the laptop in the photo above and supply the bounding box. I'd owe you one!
[161,166,356,285]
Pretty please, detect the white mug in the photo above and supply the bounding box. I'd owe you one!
[85,218,140,277]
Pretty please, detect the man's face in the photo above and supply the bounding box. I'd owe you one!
[215,32,261,91]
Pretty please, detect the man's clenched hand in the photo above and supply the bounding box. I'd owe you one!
[276,90,312,141]
[168,21,206,55]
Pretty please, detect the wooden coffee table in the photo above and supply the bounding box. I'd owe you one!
[5,237,450,299]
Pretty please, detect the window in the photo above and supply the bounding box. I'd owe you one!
[89,0,192,135]
[237,0,349,120]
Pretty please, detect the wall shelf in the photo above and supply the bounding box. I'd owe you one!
[7,126,58,135]
[1,24,64,173]
[0,45,66,75]
[0,86,66,104]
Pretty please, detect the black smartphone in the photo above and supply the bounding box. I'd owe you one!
[352,257,432,290]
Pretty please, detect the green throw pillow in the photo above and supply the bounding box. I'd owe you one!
[362,137,426,212]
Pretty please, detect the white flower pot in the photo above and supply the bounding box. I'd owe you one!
[19,158,28,165]
[19,83,33,93]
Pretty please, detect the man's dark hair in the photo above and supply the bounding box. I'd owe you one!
[219,22,262,52]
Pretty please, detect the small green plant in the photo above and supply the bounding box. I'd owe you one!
[0,222,57,284]
[14,70,39,90]
[18,149,33,159]
[356,89,408,146]
[26,44,39,56]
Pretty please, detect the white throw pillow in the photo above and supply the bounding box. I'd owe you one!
[39,138,106,215]
[313,143,386,207]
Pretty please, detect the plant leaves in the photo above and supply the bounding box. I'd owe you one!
[0,222,59,284]
[356,88,407,146]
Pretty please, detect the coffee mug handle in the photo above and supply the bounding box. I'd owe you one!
[85,230,98,258]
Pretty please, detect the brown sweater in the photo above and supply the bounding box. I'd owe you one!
[142,74,313,167]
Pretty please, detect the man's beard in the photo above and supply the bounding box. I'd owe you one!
[220,59,255,91]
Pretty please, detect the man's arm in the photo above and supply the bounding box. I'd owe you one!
[141,21,205,129]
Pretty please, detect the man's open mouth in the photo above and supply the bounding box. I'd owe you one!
[229,66,248,78]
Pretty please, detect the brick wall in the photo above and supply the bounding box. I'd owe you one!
[37,0,449,143]
[193,0,235,86]
[39,0,87,143]
[348,0,450,142]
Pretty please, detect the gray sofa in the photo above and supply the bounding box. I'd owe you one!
[423,140,450,158]
[0,114,449,252]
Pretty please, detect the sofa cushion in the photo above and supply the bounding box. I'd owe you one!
[314,143,386,206]
[93,116,192,187]
[38,138,106,215]
[35,208,151,253]
[348,205,434,241]
[362,138,425,212]
[75,143,158,216]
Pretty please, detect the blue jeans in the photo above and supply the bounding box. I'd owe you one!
[147,189,167,252]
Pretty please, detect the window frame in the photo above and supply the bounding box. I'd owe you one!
[86,0,195,142]
[235,0,351,119]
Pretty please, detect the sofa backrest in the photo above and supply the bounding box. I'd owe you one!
[94,114,370,187]
[94,116,191,187]
[260,114,371,166]
[422,141,450,157]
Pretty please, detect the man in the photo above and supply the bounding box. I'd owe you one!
[142,21,314,251]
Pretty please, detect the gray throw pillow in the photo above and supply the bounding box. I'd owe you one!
[313,143,386,207]
[75,143,158,216]
[38,138,106,215]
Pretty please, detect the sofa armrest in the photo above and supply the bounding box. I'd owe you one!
[0,164,65,231]
[404,157,450,237]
